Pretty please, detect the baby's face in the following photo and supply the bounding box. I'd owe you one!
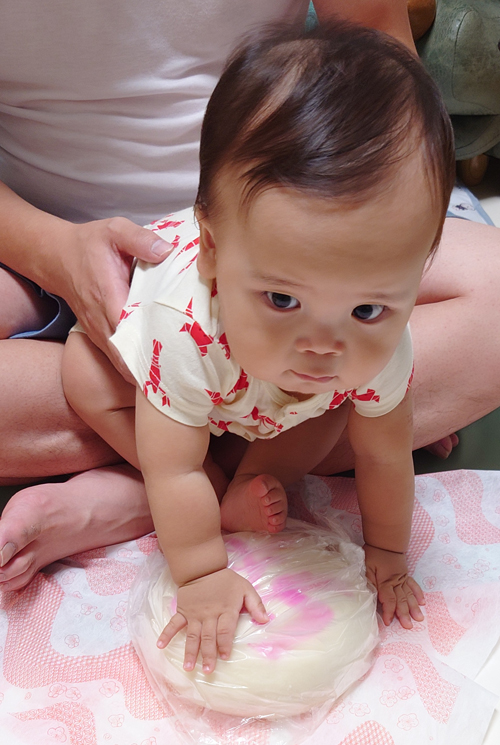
[197,163,441,397]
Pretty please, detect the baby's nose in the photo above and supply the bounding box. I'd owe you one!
[295,329,344,355]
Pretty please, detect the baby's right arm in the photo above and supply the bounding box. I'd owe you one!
[135,389,268,673]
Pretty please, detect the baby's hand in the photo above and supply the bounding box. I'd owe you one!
[363,544,425,629]
[156,568,268,673]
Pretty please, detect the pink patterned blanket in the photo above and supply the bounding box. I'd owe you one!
[1,470,499,745]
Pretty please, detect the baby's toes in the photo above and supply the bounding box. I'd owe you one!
[246,474,287,533]
[267,504,287,532]
[264,497,285,516]
[268,517,286,533]
[248,474,275,499]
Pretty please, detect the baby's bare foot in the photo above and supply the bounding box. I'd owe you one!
[0,463,153,591]
[220,473,287,534]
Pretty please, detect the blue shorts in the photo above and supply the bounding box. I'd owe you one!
[446,184,494,225]
[2,184,494,341]
[0,263,76,340]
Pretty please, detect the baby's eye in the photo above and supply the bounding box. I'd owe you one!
[266,292,300,310]
[352,304,385,321]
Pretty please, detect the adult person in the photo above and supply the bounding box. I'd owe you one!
[0,0,498,590]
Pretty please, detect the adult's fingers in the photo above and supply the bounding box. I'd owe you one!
[66,218,173,358]
[106,217,173,263]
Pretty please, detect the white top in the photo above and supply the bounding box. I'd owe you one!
[111,208,414,442]
[0,0,309,225]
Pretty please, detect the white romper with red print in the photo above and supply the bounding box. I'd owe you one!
[110,207,414,442]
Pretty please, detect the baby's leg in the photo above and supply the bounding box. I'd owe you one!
[63,333,230,495]
[62,331,139,467]
[218,404,350,534]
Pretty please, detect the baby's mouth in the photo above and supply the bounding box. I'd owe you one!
[291,371,335,384]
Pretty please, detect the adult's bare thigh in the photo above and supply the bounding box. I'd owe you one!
[411,217,500,444]
[0,338,120,482]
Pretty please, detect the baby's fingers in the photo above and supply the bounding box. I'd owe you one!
[183,619,203,672]
[199,618,219,674]
[406,575,425,607]
[404,577,425,623]
[378,583,398,627]
[394,583,414,630]
[157,612,187,650]
[244,586,269,625]
[394,581,425,629]
[215,610,240,665]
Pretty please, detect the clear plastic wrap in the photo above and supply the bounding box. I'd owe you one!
[128,519,379,744]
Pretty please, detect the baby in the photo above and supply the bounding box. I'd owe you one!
[62,20,455,674]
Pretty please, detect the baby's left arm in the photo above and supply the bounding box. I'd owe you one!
[348,390,425,629]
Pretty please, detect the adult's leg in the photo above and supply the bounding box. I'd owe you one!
[411,218,500,441]
[0,464,153,591]
[0,275,156,588]
[313,217,500,475]
[0,264,118,481]
[0,338,119,482]
[0,334,155,589]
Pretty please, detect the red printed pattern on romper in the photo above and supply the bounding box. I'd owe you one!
[205,389,224,405]
[206,371,249,431]
[180,300,231,359]
[218,332,231,359]
[178,237,199,256]
[406,365,414,392]
[180,318,214,356]
[143,339,170,407]
[177,237,200,274]
[328,388,380,410]
[179,253,198,274]
[119,301,141,322]
[151,216,185,231]
[244,406,284,432]
[209,417,232,431]
[227,370,249,397]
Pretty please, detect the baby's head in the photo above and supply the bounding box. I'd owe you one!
[195,20,455,396]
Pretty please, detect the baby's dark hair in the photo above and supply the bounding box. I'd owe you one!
[195,19,455,251]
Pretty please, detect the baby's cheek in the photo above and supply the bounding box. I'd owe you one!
[232,330,282,376]
[351,338,398,384]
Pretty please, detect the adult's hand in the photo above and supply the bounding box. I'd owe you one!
[62,217,172,376]
[0,182,172,377]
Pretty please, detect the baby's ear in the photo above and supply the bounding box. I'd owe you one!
[196,210,217,279]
